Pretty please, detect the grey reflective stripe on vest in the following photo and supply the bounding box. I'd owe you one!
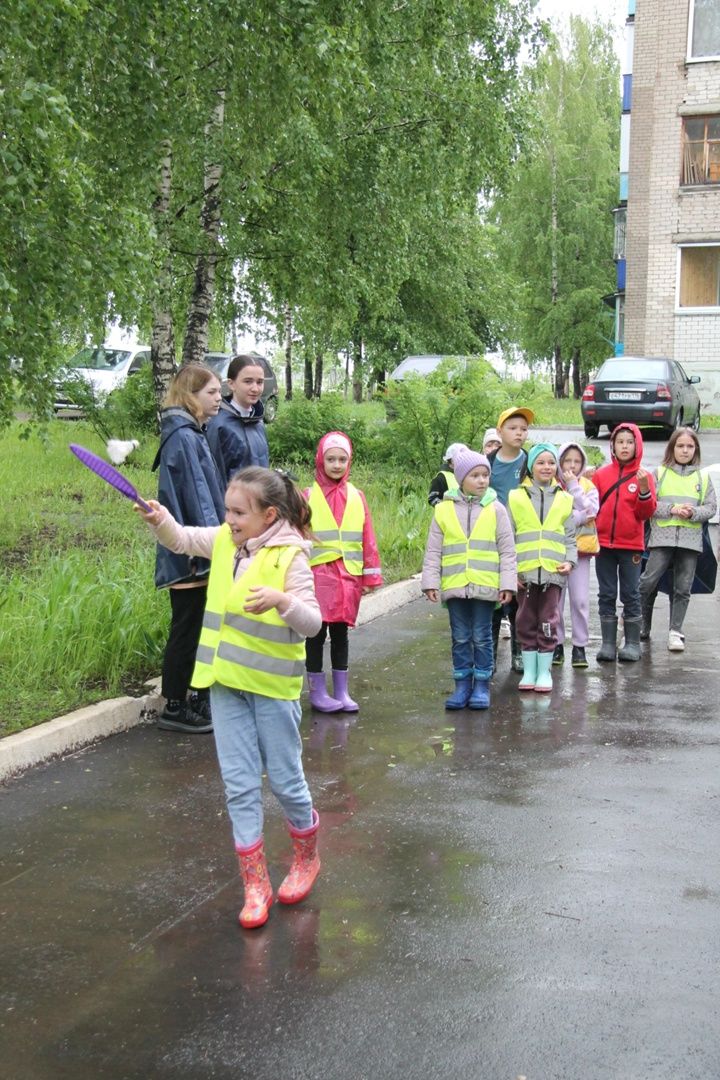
[314,529,340,541]
[343,552,363,566]
[224,611,303,644]
[340,531,363,542]
[203,610,223,631]
[311,545,342,560]
[441,543,467,556]
[196,643,217,665]
[657,494,700,507]
[468,539,498,552]
[520,545,567,562]
[216,641,305,677]
[516,529,565,544]
[441,559,498,580]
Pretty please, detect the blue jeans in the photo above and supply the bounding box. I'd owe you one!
[210,683,314,849]
[595,547,643,620]
[446,598,494,680]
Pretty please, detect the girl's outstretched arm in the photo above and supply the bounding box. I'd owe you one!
[135,500,218,559]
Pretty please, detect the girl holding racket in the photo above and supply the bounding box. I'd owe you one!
[136,467,322,929]
[152,363,225,733]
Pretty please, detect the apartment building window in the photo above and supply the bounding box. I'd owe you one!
[689,0,720,59]
[613,208,627,259]
[678,245,720,308]
[682,116,720,183]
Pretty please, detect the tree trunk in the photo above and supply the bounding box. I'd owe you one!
[352,337,363,404]
[553,344,564,399]
[571,347,582,399]
[284,303,293,401]
[303,348,313,399]
[182,90,225,366]
[344,347,350,399]
[150,140,176,412]
[313,352,324,398]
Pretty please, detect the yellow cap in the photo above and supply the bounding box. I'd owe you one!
[497,406,535,429]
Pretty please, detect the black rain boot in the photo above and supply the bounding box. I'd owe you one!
[596,617,618,662]
[618,617,642,662]
[552,644,564,666]
[640,603,653,641]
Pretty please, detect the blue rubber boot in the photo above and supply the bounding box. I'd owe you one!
[468,678,490,710]
[445,676,473,710]
[518,651,538,691]
[534,652,554,693]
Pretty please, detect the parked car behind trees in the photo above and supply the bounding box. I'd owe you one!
[581,356,701,438]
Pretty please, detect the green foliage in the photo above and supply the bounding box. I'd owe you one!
[266,393,375,465]
[493,16,620,384]
[379,359,511,473]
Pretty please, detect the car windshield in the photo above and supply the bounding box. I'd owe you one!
[204,356,229,375]
[597,359,668,381]
[69,347,131,371]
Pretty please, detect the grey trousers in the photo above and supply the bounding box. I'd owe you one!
[639,547,698,632]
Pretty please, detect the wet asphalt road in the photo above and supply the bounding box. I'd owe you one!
[2,572,720,1080]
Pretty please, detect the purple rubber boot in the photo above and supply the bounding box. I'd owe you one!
[331,669,359,712]
[307,672,343,712]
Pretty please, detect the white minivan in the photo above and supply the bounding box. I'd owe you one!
[54,345,151,414]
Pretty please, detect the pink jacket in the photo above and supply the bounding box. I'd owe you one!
[149,511,321,639]
[305,431,383,626]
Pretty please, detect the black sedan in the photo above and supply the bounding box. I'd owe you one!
[581,356,701,438]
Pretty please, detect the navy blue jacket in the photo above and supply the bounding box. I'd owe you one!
[153,407,226,588]
[206,398,270,484]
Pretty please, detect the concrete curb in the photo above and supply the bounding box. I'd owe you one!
[0,577,421,782]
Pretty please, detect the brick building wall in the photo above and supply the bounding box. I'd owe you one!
[625,0,720,406]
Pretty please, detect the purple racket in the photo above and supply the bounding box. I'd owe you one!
[69,443,152,512]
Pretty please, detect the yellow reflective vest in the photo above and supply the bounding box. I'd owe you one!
[434,500,500,590]
[508,485,573,575]
[192,525,306,700]
[308,483,364,576]
[655,466,707,531]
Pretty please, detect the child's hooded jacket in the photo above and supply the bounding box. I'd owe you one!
[305,432,383,626]
[592,423,657,550]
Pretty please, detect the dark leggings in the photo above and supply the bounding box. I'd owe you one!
[161,586,208,701]
[305,621,349,672]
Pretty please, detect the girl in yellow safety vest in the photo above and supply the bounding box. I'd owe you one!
[304,431,383,713]
[137,467,322,931]
[507,443,576,693]
[639,427,716,652]
[421,448,517,711]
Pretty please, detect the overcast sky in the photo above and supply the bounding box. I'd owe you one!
[535,0,629,60]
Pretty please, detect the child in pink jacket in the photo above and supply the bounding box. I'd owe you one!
[304,431,383,712]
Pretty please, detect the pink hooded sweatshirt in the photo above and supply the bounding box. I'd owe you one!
[305,431,383,626]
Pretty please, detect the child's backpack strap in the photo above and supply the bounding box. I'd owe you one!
[598,472,634,510]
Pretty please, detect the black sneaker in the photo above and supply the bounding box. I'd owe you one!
[188,690,212,723]
[158,701,213,734]
[571,646,588,668]
[552,644,564,666]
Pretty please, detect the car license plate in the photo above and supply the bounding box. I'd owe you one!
[608,391,642,401]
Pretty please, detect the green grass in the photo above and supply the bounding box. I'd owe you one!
[0,420,430,735]
[526,394,720,429]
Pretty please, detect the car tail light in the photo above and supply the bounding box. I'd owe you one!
[656,383,672,400]
[582,384,595,401]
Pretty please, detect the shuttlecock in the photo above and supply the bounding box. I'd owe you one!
[106,439,139,466]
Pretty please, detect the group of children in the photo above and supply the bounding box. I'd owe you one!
[138,392,714,931]
[421,408,715,711]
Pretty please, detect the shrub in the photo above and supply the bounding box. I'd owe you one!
[266,394,375,464]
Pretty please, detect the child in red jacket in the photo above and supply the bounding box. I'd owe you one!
[304,431,383,712]
[592,423,657,662]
